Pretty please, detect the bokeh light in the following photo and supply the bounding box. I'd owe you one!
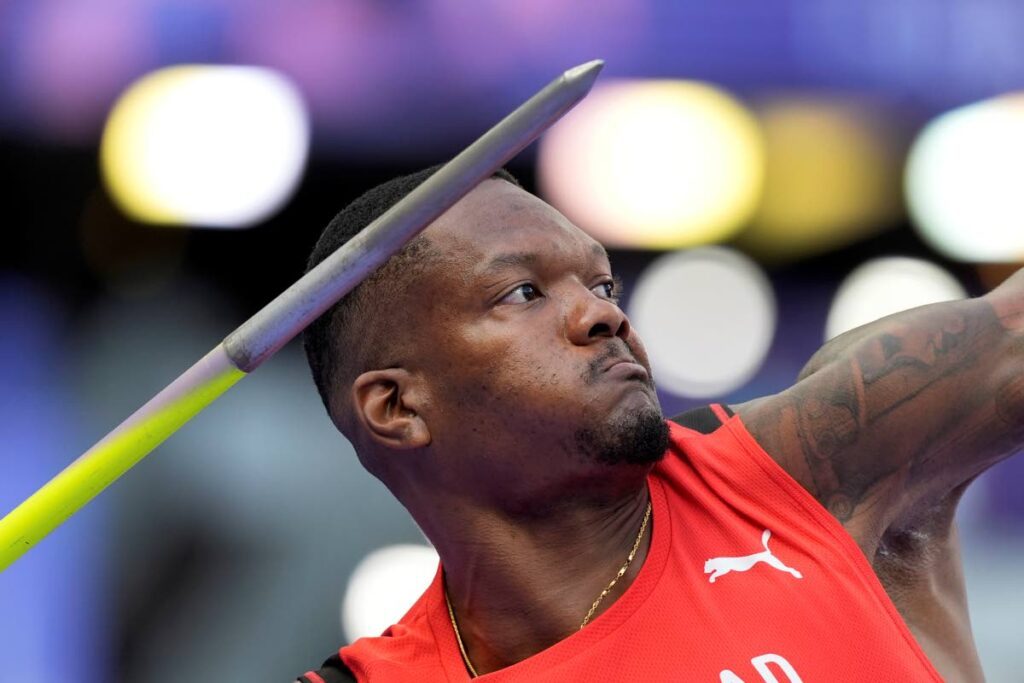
[628,247,776,397]
[905,93,1024,262]
[100,65,310,228]
[342,544,439,642]
[741,97,905,262]
[538,80,764,249]
[825,257,967,340]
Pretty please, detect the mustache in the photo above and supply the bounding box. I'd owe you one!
[584,340,643,384]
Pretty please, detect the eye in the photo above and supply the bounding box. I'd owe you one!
[499,283,542,305]
[592,277,622,303]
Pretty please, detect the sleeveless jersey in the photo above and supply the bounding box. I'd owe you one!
[301,405,942,682]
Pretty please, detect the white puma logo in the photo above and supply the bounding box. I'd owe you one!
[704,530,803,584]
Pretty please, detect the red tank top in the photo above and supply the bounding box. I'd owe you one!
[336,406,942,682]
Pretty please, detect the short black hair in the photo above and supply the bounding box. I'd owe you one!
[303,164,520,423]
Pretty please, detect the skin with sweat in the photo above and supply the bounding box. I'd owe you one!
[347,178,1019,680]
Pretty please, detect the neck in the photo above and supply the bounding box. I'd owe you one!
[423,479,653,675]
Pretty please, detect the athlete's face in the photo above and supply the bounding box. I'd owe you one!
[401,180,666,504]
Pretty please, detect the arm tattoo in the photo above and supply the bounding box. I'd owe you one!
[783,298,1024,522]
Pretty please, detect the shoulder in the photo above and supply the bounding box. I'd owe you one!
[297,653,356,683]
[668,400,883,552]
[297,613,444,683]
[728,391,879,545]
[298,571,446,683]
[726,395,818,502]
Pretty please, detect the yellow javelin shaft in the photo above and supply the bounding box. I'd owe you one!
[0,346,244,571]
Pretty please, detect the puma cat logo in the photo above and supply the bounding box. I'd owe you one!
[704,530,803,584]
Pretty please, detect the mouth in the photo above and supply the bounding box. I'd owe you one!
[585,342,653,387]
[602,358,650,381]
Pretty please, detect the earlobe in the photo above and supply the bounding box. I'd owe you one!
[351,369,431,450]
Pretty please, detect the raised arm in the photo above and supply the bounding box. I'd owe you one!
[735,268,1024,536]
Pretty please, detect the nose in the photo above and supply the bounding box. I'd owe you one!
[566,289,631,345]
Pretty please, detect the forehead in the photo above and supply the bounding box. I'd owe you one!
[422,179,605,269]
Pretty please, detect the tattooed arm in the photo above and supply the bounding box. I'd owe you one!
[735,268,1024,540]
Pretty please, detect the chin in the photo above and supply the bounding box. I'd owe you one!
[575,403,669,466]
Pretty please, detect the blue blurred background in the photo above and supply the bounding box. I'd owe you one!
[2,0,1024,680]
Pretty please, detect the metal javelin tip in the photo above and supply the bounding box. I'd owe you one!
[563,60,604,89]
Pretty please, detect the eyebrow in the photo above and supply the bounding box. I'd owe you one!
[478,252,540,276]
[477,242,612,278]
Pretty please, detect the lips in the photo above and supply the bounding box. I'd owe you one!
[603,358,650,381]
[585,343,651,385]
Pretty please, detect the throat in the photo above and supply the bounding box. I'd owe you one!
[440,492,654,676]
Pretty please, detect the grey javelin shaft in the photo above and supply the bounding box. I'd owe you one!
[224,59,604,371]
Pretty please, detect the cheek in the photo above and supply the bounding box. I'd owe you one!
[433,329,583,418]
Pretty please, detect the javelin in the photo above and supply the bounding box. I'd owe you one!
[0,59,605,571]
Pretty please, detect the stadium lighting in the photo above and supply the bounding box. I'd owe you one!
[538,80,764,249]
[628,247,775,397]
[905,94,1024,262]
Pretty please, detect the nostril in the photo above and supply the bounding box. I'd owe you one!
[588,322,613,338]
[616,315,631,339]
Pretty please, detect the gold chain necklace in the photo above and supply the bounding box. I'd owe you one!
[445,501,652,678]
[445,589,480,678]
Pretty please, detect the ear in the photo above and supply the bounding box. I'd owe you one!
[351,368,431,450]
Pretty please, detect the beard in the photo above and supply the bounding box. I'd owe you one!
[574,403,669,466]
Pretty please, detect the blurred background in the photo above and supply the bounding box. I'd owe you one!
[2,0,1023,680]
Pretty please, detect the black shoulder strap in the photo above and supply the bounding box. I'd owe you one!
[296,652,357,683]
[669,404,733,435]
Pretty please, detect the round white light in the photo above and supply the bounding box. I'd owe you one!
[101,65,310,228]
[342,544,439,642]
[905,94,1024,262]
[825,257,967,340]
[538,80,764,249]
[628,247,776,397]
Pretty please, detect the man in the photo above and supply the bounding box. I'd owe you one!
[297,165,1023,682]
